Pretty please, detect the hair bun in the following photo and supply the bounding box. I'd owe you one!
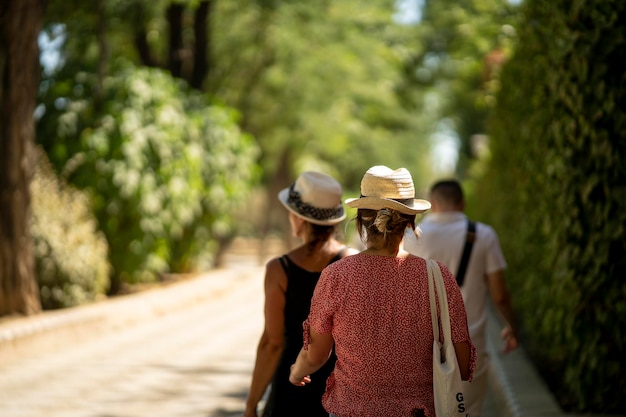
[374,208,392,233]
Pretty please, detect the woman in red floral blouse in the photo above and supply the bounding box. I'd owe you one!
[289,166,476,417]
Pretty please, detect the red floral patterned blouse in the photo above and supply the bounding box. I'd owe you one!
[303,253,476,417]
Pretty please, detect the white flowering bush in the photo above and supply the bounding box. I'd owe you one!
[37,61,260,292]
[31,149,110,309]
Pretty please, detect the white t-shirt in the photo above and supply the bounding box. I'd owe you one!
[405,211,507,355]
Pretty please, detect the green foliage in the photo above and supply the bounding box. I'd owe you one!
[43,0,437,222]
[37,60,260,288]
[400,0,520,178]
[210,0,433,191]
[43,0,439,239]
[31,149,110,309]
[473,0,626,412]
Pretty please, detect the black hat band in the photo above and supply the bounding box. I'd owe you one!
[288,184,344,221]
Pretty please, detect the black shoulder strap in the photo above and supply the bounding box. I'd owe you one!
[456,220,476,287]
[278,255,290,274]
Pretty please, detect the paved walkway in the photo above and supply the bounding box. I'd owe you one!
[0,264,266,416]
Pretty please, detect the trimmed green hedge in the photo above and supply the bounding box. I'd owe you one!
[473,0,626,413]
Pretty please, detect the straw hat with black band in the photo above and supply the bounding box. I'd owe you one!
[345,165,431,214]
[278,171,346,226]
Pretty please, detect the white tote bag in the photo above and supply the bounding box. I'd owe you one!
[427,259,467,417]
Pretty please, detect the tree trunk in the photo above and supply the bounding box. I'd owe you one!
[134,29,155,68]
[132,2,156,68]
[190,0,212,90]
[0,0,45,316]
[166,3,184,78]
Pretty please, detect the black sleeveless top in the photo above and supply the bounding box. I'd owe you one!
[262,249,345,417]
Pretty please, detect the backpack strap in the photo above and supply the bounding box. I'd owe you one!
[455,220,476,287]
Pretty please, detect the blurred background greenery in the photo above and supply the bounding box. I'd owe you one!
[14,0,626,413]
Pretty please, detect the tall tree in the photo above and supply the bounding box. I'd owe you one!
[400,0,519,178]
[128,0,213,88]
[38,0,261,291]
[0,0,46,315]
[39,0,437,265]
[207,1,435,244]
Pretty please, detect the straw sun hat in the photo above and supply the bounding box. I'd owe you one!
[345,165,431,215]
[278,171,346,226]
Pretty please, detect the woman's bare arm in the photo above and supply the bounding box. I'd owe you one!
[289,327,334,386]
[244,260,287,416]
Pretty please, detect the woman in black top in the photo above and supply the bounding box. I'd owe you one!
[244,171,357,417]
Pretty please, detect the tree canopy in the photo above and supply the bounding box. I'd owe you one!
[38,0,442,264]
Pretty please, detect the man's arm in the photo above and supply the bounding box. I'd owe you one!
[486,269,519,353]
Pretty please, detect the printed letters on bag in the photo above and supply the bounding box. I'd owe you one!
[456,392,466,413]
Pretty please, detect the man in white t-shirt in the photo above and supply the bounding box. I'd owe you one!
[405,179,518,417]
